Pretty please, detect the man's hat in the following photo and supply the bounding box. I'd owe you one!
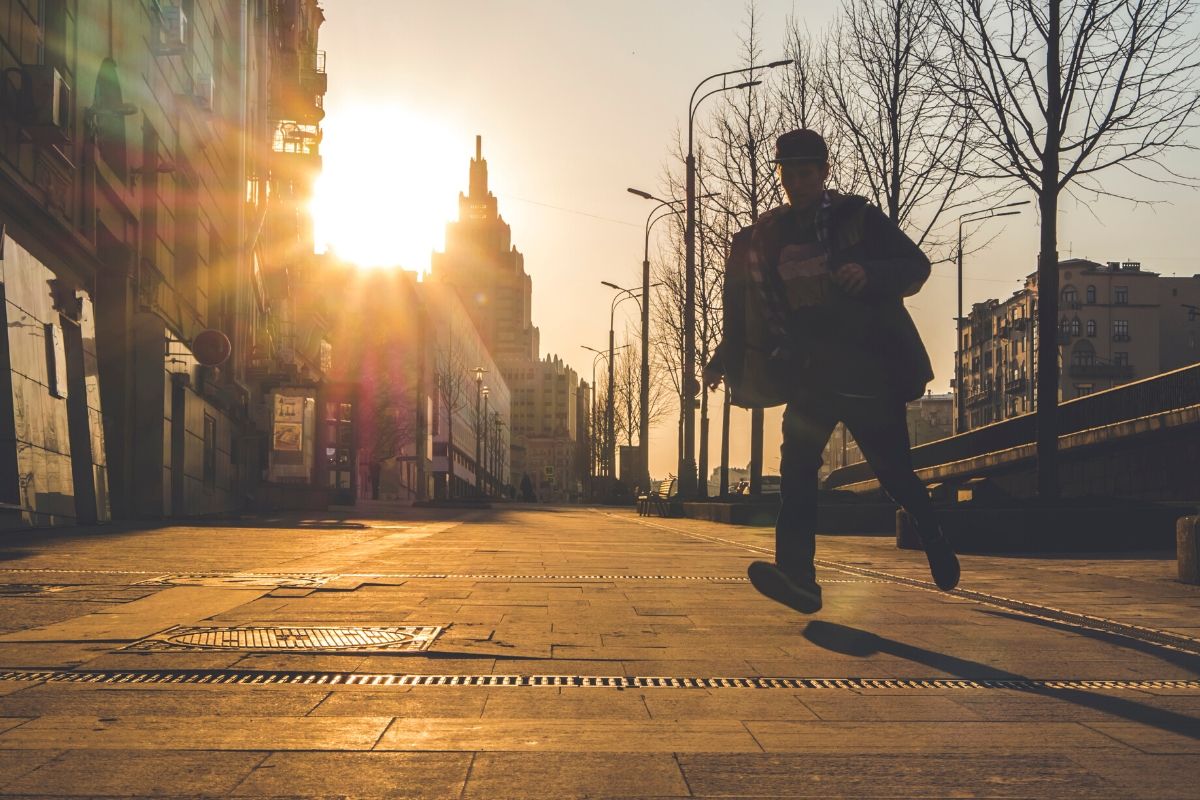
[772,129,828,163]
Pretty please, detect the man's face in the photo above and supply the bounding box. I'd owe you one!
[778,160,830,208]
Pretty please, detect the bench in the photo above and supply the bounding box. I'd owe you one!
[637,477,677,517]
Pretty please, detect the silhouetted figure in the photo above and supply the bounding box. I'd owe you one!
[705,129,959,614]
[368,460,382,500]
[519,474,535,502]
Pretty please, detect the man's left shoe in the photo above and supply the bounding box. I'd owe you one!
[747,561,823,613]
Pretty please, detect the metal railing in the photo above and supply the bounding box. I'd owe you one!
[825,361,1200,488]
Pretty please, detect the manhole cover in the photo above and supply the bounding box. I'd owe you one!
[135,574,333,589]
[122,625,442,653]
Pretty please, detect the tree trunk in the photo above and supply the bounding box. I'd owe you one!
[1036,0,1062,500]
[698,389,710,498]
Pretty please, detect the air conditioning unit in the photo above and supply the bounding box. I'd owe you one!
[192,73,214,111]
[157,4,188,55]
[20,65,71,145]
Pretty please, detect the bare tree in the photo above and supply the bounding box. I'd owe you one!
[650,211,688,473]
[940,0,1200,496]
[820,0,981,257]
[703,1,784,496]
[434,329,470,498]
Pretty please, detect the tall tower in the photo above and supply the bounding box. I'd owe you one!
[430,137,539,376]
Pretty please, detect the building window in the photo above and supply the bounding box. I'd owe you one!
[1075,384,1094,398]
[1085,285,1096,304]
[1071,341,1095,367]
[1086,320,1096,337]
[1070,318,1081,337]
[1113,352,1129,366]
[1062,286,1078,306]
[1115,286,1128,305]
[1113,320,1130,341]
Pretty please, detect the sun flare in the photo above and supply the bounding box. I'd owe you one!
[312,107,464,271]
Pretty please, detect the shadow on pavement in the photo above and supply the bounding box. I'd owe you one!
[802,620,1200,740]
[979,608,1200,676]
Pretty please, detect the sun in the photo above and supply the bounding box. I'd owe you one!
[312,106,463,271]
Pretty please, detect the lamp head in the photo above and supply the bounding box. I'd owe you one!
[627,188,653,200]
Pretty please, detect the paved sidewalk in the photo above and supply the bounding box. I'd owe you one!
[0,505,1197,798]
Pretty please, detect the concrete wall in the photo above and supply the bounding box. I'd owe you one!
[0,236,108,527]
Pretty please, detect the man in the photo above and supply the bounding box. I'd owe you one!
[704,128,959,614]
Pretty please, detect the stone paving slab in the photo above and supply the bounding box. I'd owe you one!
[0,716,393,751]
[0,506,1196,797]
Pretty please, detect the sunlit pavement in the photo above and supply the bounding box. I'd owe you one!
[0,505,1197,798]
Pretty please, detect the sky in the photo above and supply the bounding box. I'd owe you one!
[312,0,1200,481]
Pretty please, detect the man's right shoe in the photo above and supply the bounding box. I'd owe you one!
[747,561,823,613]
[922,534,961,591]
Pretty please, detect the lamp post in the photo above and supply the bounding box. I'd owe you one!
[681,58,792,498]
[481,386,490,496]
[954,201,1029,433]
[473,366,485,496]
[601,283,641,482]
[582,344,627,488]
[627,188,717,492]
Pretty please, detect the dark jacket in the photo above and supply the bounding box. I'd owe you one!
[718,193,934,406]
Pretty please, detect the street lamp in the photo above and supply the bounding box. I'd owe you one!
[681,58,792,497]
[582,343,628,485]
[627,187,717,492]
[601,282,642,482]
[473,366,486,496]
[481,386,490,496]
[954,200,1029,433]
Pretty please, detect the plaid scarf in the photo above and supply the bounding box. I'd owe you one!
[746,190,836,360]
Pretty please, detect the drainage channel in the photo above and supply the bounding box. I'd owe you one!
[0,669,1195,692]
[614,513,1200,659]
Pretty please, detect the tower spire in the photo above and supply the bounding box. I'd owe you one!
[469,134,488,201]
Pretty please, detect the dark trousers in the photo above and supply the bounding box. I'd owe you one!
[776,391,934,580]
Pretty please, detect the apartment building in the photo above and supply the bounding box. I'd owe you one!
[955,259,1200,431]
[1,1,331,526]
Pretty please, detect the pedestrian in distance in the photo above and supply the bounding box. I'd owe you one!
[703,128,960,614]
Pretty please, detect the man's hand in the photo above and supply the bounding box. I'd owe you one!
[702,362,724,392]
[833,262,868,296]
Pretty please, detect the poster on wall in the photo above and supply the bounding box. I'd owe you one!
[272,423,303,452]
[268,392,315,482]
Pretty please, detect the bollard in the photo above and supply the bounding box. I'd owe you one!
[896,509,922,551]
[1178,516,1200,585]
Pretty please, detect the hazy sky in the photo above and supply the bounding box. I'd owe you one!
[314,0,1200,480]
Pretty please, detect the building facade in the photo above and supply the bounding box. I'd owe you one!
[1,1,332,527]
[430,137,582,501]
[955,259,1200,431]
[508,354,579,501]
[422,281,511,499]
[818,393,954,482]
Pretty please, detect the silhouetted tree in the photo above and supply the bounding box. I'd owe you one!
[939,0,1200,496]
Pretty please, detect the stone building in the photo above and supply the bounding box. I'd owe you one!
[429,137,582,499]
[955,259,1200,432]
[507,355,580,502]
[421,281,511,499]
[1,1,332,527]
[818,393,954,482]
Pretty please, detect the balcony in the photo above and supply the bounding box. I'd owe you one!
[1069,363,1135,380]
[1004,376,1027,394]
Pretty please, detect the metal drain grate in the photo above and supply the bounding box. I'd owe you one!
[134,573,333,589]
[0,669,1195,691]
[121,625,442,653]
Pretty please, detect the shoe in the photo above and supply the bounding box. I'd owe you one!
[748,561,822,613]
[921,533,960,591]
